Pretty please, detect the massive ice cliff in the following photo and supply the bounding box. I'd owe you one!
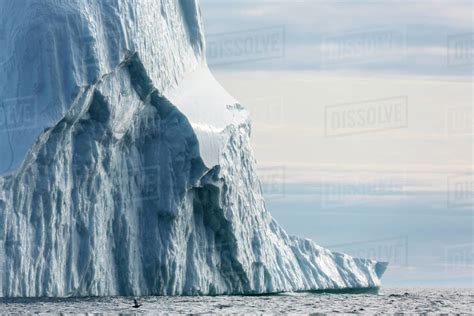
[0,0,387,297]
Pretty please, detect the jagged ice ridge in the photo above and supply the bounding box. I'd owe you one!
[0,0,387,297]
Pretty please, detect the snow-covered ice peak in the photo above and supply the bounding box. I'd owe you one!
[0,0,387,297]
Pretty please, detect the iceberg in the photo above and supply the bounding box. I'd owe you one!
[0,0,387,297]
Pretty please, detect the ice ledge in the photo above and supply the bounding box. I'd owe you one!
[166,65,250,167]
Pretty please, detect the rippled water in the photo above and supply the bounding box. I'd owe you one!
[0,288,472,314]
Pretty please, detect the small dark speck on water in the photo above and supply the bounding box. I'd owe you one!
[0,288,472,314]
[132,298,142,308]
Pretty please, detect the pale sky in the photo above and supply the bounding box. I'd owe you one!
[201,0,473,76]
[199,1,473,178]
[200,0,473,287]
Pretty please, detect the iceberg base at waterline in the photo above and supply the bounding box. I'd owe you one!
[0,0,387,297]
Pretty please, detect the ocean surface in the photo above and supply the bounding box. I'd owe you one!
[0,288,472,314]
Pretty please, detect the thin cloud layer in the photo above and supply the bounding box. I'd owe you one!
[200,0,473,76]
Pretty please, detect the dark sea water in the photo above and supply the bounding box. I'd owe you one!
[0,288,472,314]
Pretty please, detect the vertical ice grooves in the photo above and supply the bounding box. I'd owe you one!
[0,0,386,297]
